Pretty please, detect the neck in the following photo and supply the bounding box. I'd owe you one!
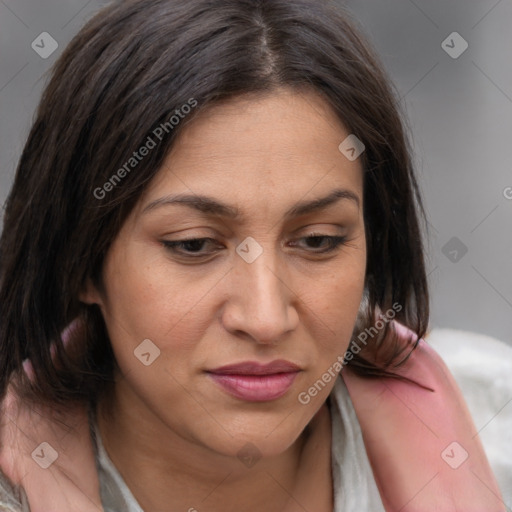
[96,379,333,512]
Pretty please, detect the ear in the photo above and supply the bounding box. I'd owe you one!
[79,277,104,306]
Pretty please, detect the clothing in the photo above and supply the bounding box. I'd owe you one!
[425,328,512,507]
[0,322,508,511]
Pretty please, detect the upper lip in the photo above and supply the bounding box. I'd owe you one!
[208,360,301,375]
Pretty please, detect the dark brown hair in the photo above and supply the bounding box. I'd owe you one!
[0,0,429,408]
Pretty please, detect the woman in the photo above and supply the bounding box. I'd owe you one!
[0,0,506,510]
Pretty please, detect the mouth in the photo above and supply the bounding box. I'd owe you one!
[206,360,302,402]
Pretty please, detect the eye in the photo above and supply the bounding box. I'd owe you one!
[290,234,347,253]
[162,238,220,257]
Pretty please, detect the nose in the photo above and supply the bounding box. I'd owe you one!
[221,240,300,345]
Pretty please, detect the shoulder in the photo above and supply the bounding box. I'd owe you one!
[340,324,510,510]
[0,385,103,512]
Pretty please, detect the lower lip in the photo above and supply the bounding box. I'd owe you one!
[208,372,299,402]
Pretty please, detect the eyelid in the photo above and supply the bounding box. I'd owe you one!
[161,233,349,259]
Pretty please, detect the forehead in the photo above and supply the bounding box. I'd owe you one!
[139,88,364,220]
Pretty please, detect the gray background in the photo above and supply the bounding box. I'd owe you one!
[1,0,511,345]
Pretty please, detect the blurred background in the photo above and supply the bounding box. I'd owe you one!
[1,0,511,345]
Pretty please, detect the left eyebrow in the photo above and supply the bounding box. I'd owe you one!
[142,187,360,221]
[285,188,360,218]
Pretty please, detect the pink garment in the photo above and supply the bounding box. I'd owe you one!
[343,322,505,511]
[0,322,505,511]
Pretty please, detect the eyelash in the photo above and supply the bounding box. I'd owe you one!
[162,234,348,258]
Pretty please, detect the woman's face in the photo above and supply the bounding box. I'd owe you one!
[87,88,366,459]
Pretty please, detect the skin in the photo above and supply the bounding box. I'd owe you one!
[82,87,367,512]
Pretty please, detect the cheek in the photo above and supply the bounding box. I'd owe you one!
[316,281,365,363]
[314,259,365,372]
[100,247,218,365]
[313,250,366,337]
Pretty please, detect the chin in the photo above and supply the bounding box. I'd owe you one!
[196,411,310,462]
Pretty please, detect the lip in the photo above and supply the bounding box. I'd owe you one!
[207,360,301,402]
[209,360,301,375]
